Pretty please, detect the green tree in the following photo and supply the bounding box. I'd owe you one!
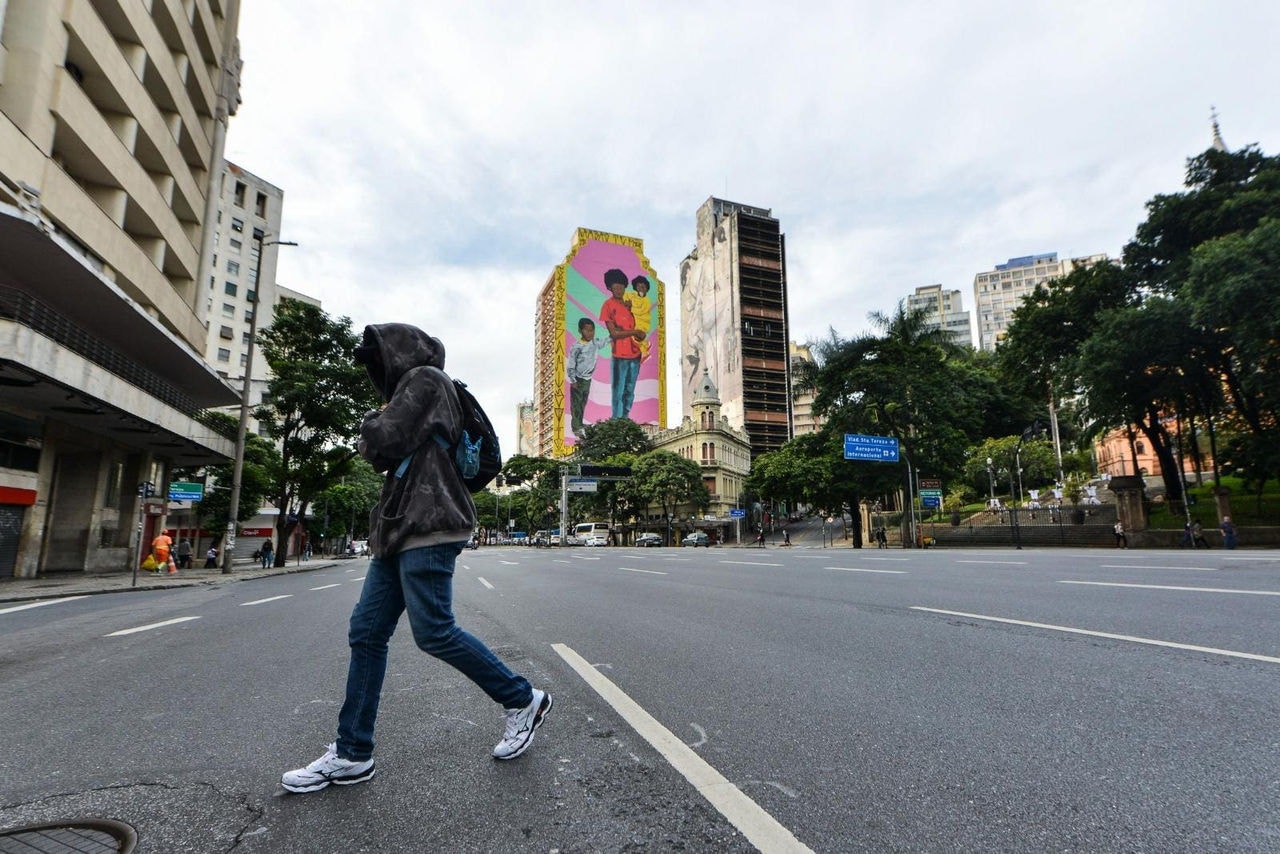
[308,458,382,552]
[633,451,708,544]
[576,418,653,459]
[804,305,1019,543]
[255,300,381,564]
[186,411,277,547]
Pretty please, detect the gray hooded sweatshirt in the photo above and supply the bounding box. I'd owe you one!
[355,323,475,557]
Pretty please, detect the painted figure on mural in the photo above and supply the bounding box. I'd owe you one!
[599,268,645,419]
[566,317,609,438]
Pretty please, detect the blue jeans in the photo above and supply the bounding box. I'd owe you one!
[611,356,640,419]
[336,543,532,761]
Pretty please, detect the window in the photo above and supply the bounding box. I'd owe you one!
[242,332,251,344]
[224,282,237,296]
[222,302,235,316]
[1135,441,1146,454]
[219,325,233,340]
[245,309,254,322]
[255,192,268,217]
[231,217,244,233]
[217,348,231,362]
[226,260,240,274]
[240,353,248,367]
[229,238,242,251]
[246,289,256,304]
[233,181,246,207]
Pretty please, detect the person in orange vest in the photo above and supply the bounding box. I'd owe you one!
[152,531,175,572]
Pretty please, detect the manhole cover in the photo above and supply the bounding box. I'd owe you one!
[0,819,137,853]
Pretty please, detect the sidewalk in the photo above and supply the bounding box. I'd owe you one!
[0,556,360,604]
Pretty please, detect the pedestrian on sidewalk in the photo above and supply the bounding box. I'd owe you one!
[176,538,193,569]
[1192,519,1209,549]
[204,546,218,568]
[1113,520,1127,548]
[259,538,274,569]
[1220,516,1237,550]
[282,323,552,794]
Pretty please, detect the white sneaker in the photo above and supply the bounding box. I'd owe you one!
[493,689,553,760]
[281,743,375,793]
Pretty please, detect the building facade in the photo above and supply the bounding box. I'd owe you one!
[0,1,242,578]
[649,371,752,543]
[680,197,792,456]
[972,252,1107,351]
[905,283,973,348]
[532,228,667,458]
[202,160,284,436]
[788,341,821,436]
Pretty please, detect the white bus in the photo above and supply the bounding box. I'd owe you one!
[574,522,610,547]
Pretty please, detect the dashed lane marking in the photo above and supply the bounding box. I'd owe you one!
[239,595,293,606]
[106,616,201,636]
[824,567,907,574]
[618,567,668,575]
[1061,580,1280,596]
[478,577,495,590]
[309,584,342,590]
[0,596,88,615]
[911,606,1280,665]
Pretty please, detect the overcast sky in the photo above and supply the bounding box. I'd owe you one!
[223,1,1280,456]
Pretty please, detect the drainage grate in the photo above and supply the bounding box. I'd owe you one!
[0,819,137,853]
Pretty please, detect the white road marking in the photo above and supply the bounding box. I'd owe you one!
[1099,564,1217,572]
[720,560,784,567]
[239,595,293,606]
[478,577,495,590]
[824,567,907,574]
[351,576,365,582]
[911,606,1280,665]
[106,616,201,636]
[1061,580,1280,596]
[553,643,814,853]
[955,560,1027,565]
[309,584,342,591]
[500,560,520,565]
[619,567,667,575]
[0,596,88,615]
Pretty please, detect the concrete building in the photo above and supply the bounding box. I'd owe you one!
[680,197,792,456]
[788,341,821,436]
[531,228,667,458]
[202,160,285,438]
[972,252,1107,351]
[0,1,243,577]
[906,284,973,348]
[648,370,752,543]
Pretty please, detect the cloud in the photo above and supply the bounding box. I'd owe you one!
[225,0,1280,457]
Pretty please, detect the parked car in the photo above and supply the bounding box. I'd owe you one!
[635,532,662,547]
[681,532,710,547]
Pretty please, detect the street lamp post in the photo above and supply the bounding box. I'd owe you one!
[222,229,296,573]
[986,457,995,505]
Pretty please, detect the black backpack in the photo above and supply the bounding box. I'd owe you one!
[433,377,501,492]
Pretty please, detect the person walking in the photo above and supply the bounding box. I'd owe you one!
[1191,519,1209,549]
[259,538,274,569]
[176,538,193,569]
[1113,520,1128,549]
[1220,516,1237,550]
[204,546,218,568]
[282,323,552,794]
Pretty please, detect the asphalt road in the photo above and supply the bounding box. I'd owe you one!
[2,545,1278,852]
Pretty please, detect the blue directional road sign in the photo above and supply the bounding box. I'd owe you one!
[843,433,899,462]
[921,495,942,509]
[729,509,747,518]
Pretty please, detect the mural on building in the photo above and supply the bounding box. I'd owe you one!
[554,229,666,456]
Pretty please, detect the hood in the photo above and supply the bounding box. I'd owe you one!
[354,323,446,400]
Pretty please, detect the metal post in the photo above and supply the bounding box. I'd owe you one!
[222,230,295,573]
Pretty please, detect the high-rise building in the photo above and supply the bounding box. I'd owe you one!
[788,341,821,436]
[905,284,973,348]
[973,253,1107,351]
[203,161,286,437]
[532,228,667,458]
[0,1,242,577]
[680,197,791,457]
